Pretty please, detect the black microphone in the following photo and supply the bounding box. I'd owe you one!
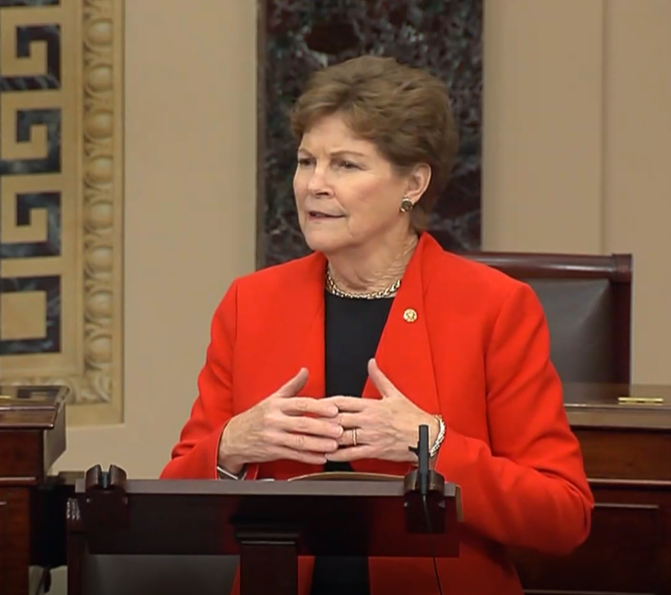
[409,424,430,496]
[417,423,430,497]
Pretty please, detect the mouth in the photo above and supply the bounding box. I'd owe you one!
[307,211,344,220]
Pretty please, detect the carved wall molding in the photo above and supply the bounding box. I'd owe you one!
[0,0,124,426]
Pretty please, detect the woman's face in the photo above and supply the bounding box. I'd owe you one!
[293,113,419,257]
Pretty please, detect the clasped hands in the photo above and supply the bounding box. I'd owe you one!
[219,359,439,473]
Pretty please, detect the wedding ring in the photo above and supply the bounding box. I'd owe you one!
[352,428,358,447]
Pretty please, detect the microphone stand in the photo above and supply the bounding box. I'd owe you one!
[404,424,446,594]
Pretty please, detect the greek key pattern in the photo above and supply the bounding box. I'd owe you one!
[0,0,123,425]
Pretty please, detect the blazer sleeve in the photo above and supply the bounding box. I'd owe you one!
[160,279,259,480]
[434,282,594,555]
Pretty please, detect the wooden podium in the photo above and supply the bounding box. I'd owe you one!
[66,465,462,595]
[0,385,75,595]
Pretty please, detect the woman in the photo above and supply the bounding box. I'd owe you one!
[161,55,593,595]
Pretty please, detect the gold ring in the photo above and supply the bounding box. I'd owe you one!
[352,428,358,447]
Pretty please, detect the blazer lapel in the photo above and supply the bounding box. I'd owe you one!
[258,252,327,400]
[354,234,442,475]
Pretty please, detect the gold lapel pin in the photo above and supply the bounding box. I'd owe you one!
[403,308,418,323]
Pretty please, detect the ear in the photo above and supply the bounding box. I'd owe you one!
[404,163,432,205]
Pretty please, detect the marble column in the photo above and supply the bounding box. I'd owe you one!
[257,0,483,266]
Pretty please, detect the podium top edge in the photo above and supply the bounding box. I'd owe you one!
[75,478,460,499]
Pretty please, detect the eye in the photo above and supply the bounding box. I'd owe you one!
[297,157,313,167]
[338,160,358,169]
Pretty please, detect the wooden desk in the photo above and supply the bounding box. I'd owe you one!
[514,383,671,595]
[0,385,68,595]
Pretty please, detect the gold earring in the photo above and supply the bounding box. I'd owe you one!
[399,197,414,213]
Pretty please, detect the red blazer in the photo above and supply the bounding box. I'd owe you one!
[161,233,593,595]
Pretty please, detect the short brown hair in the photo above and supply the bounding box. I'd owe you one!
[290,55,459,230]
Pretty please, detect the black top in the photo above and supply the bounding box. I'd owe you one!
[309,292,393,595]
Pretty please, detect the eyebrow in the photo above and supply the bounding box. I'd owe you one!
[297,149,367,158]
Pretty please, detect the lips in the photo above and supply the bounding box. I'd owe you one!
[308,211,343,219]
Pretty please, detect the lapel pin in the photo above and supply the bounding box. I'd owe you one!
[403,308,418,323]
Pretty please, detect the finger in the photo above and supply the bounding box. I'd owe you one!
[281,397,338,418]
[336,412,360,429]
[336,427,363,447]
[274,368,309,398]
[283,415,343,440]
[324,396,368,412]
[278,432,339,454]
[271,446,328,466]
[325,445,376,463]
[367,358,397,398]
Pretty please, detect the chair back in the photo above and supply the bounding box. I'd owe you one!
[453,246,632,384]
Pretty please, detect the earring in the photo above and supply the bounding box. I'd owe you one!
[399,197,414,213]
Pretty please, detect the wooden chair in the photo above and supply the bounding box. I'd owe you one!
[435,237,633,384]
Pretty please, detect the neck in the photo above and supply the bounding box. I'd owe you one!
[326,232,419,295]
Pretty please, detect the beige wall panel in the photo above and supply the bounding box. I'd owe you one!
[482,0,605,253]
[602,0,671,384]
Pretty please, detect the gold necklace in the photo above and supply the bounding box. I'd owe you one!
[325,268,400,299]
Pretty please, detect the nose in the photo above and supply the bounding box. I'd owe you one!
[306,164,332,196]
